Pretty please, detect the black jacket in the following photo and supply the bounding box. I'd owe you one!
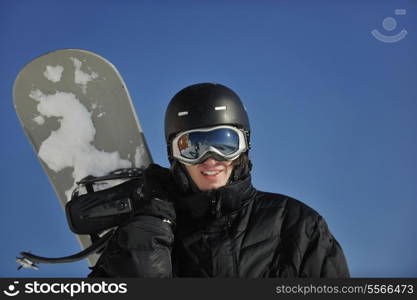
[88,176,349,277]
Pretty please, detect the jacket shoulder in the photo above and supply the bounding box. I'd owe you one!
[252,190,322,238]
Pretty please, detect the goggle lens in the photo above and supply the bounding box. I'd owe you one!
[177,128,240,160]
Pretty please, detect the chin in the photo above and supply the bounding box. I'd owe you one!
[198,181,226,191]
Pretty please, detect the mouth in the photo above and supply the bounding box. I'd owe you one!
[201,170,223,178]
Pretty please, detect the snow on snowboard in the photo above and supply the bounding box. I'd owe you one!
[13,49,152,267]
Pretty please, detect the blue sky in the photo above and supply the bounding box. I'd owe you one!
[1,0,416,277]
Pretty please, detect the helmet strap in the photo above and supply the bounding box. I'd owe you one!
[228,153,252,184]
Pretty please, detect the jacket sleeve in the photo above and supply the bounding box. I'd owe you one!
[88,215,174,278]
[297,216,350,278]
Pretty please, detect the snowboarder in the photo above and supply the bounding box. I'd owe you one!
[88,83,350,277]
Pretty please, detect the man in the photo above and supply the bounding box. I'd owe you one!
[88,83,350,277]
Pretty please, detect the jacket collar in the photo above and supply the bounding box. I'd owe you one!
[175,175,255,227]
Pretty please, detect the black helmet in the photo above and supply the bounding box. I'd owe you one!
[164,83,250,160]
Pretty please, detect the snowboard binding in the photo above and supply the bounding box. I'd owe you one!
[18,168,145,269]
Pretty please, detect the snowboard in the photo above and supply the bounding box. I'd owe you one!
[13,49,153,266]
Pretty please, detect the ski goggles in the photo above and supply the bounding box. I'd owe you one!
[172,125,248,165]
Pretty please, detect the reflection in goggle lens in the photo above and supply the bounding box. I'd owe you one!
[178,128,239,160]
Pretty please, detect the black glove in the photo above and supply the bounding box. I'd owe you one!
[135,163,177,226]
[88,164,177,278]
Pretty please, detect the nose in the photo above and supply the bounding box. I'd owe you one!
[201,157,218,166]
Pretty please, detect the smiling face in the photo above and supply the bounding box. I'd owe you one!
[184,157,234,191]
